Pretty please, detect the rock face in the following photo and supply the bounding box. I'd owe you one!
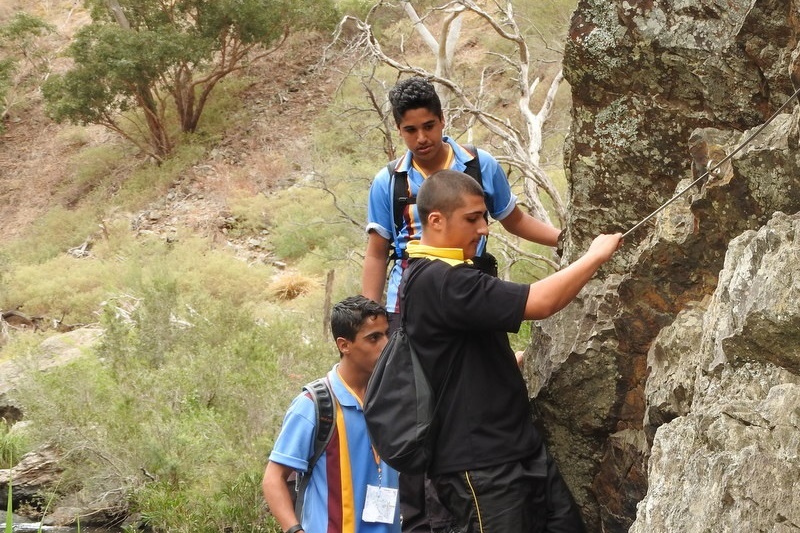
[530,0,800,530]
[0,446,63,506]
[632,212,800,532]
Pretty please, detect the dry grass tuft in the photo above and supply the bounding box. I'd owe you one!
[268,272,317,301]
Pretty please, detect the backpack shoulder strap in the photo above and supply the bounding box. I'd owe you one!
[400,258,462,451]
[460,144,488,225]
[390,157,410,259]
[389,145,482,260]
[461,143,482,187]
[294,376,336,518]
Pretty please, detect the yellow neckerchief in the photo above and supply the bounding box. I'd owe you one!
[411,142,454,178]
[406,240,472,267]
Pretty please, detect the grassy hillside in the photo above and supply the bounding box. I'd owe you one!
[0,0,577,530]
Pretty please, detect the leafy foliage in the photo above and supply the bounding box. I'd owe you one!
[0,12,54,127]
[3,205,101,265]
[0,58,13,122]
[43,0,340,160]
[0,424,26,469]
[0,12,53,44]
[2,227,282,325]
[13,275,334,532]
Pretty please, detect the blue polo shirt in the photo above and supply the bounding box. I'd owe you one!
[366,137,517,312]
[269,365,400,533]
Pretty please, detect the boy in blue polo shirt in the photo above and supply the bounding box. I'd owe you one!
[262,296,400,533]
[362,76,561,326]
[362,76,562,533]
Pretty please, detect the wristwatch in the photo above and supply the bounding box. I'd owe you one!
[285,524,304,533]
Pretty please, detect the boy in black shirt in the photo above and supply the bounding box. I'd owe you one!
[402,169,622,532]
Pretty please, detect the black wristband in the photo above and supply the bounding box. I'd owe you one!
[285,525,303,533]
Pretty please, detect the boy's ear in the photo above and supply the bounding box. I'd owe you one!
[427,209,445,229]
[335,337,350,356]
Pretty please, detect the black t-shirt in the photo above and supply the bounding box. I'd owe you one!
[402,257,543,475]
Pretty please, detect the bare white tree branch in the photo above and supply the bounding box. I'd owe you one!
[332,0,569,273]
[335,1,567,227]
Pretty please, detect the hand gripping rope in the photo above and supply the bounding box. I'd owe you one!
[622,86,800,239]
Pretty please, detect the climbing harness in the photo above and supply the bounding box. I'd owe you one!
[623,86,800,239]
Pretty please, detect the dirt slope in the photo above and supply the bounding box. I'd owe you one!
[0,0,340,244]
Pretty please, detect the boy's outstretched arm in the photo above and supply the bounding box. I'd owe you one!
[524,233,623,320]
[498,206,561,247]
[263,461,303,532]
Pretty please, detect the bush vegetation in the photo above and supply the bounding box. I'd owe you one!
[12,280,336,532]
[42,0,340,161]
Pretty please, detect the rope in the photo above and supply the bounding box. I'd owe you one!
[623,86,800,239]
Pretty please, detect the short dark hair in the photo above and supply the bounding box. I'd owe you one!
[388,77,443,126]
[330,296,387,342]
[417,169,485,226]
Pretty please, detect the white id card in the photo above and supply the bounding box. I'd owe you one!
[362,484,398,524]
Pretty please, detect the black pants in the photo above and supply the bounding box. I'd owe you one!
[431,446,586,533]
[400,473,459,532]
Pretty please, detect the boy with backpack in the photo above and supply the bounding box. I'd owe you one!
[362,76,561,533]
[362,76,562,328]
[400,169,621,532]
[262,296,400,533]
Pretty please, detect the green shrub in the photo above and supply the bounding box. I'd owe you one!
[227,193,271,238]
[54,126,93,149]
[112,143,206,209]
[3,255,116,323]
[337,0,373,18]
[214,469,281,533]
[159,237,273,306]
[13,277,335,531]
[0,424,27,469]
[1,230,281,326]
[0,250,9,299]
[0,58,13,133]
[132,469,279,533]
[198,75,254,136]
[268,186,352,261]
[60,144,129,205]
[0,330,46,365]
[4,206,101,265]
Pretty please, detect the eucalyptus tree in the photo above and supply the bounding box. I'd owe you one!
[0,60,11,126]
[0,12,54,129]
[43,0,339,161]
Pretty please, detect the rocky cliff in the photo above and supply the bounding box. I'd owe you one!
[529,1,800,531]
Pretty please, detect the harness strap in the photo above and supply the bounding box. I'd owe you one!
[389,144,482,260]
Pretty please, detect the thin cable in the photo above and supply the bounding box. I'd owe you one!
[623,86,800,239]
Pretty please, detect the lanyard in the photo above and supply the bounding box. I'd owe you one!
[336,368,384,487]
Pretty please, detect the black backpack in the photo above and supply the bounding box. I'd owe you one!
[362,263,459,474]
[289,377,336,518]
